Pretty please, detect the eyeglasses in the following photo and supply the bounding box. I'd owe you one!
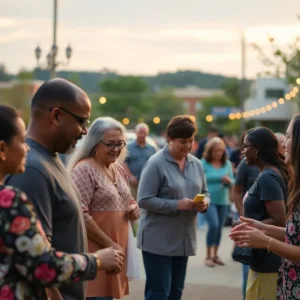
[242,144,252,150]
[100,140,126,150]
[50,107,90,128]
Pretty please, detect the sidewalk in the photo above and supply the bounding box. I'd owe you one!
[125,227,242,300]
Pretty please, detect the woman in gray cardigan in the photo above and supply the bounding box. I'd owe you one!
[137,115,210,300]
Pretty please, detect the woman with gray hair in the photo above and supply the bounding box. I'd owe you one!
[69,117,140,300]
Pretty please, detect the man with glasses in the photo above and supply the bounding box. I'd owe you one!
[6,78,98,300]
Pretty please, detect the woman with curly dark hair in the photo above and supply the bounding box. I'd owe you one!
[230,126,288,300]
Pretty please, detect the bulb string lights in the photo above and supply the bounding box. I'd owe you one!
[205,79,300,123]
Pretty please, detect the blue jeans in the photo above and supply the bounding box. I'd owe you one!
[142,251,188,300]
[205,204,229,247]
[86,297,113,300]
[197,213,206,228]
[242,264,249,300]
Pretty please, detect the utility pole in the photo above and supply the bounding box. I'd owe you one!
[239,33,246,134]
[50,0,58,78]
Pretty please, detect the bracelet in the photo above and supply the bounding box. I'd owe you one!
[92,253,101,270]
[267,238,273,253]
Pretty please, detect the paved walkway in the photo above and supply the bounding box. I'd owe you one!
[125,227,242,300]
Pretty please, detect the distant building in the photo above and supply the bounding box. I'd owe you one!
[173,85,223,116]
[244,77,297,130]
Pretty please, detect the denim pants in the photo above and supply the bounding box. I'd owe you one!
[205,204,229,247]
[242,264,249,300]
[142,251,189,300]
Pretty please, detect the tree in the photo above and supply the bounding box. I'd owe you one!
[66,73,81,86]
[17,69,34,81]
[0,64,10,81]
[145,89,186,134]
[196,95,237,136]
[251,16,300,83]
[92,76,149,122]
[1,83,31,124]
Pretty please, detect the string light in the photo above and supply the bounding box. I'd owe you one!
[99,96,107,104]
[122,118,130,125]
[206,115,213,122]
[189,115,196,122]
[153,117,161,124]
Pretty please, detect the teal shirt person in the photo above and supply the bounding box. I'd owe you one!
[201,158,234,205]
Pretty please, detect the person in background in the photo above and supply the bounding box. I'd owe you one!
[275,132,285,147]
[233,127,288,300]
[137,115,209,300]
[122,123,156,200]
[195,127,219,159]
[230,114,300,300]
[5,78,101,300]
[0,105,125,299]
[232,156,259,300]
[201,137,234,267]
[69,117,140,300]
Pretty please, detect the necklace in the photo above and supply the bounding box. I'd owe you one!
[103,165,117,186]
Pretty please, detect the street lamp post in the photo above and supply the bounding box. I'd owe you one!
[34,0,72,79]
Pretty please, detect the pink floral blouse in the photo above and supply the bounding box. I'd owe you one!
[0,185,97,300]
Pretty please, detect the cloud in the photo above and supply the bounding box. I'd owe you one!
[0,30,36,43]
[0,18,18,29]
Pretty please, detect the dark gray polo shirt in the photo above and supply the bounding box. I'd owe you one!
[125,141,156,180]
[5,139,97,300]
[137,146,209,256]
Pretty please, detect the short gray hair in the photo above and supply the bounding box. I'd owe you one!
[67,116,127,171]
[135,122,149,132]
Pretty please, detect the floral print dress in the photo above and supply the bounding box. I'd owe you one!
[0,185,97,300]
[277,209,300,300]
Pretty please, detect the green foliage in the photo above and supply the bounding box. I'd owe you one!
[90,76,185,134]
[30,68,239,93]
[17,69,34,81]
[1,83,31,124]
[0,64,11,81]
[91,76,149,122]
[145,89,185,134]
[197,95,236,136]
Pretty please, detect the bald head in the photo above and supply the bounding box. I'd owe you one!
[27,78,91,154]
[31,78,87,110]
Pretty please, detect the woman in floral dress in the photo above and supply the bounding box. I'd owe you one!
[0,105,124,299]
[69,117,140,300]
[230,114,300,300]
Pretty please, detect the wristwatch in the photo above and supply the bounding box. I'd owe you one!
[92,253,101,270]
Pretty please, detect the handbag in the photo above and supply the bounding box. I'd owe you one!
[126,221,140,281]
[232,245,254,265]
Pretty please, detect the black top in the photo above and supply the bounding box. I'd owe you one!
[235,158,259,197]
[244,168,287,273]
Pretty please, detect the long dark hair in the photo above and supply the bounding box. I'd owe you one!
[246,127,289,186]
[0,105,19,143]
[287,114,300,218]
